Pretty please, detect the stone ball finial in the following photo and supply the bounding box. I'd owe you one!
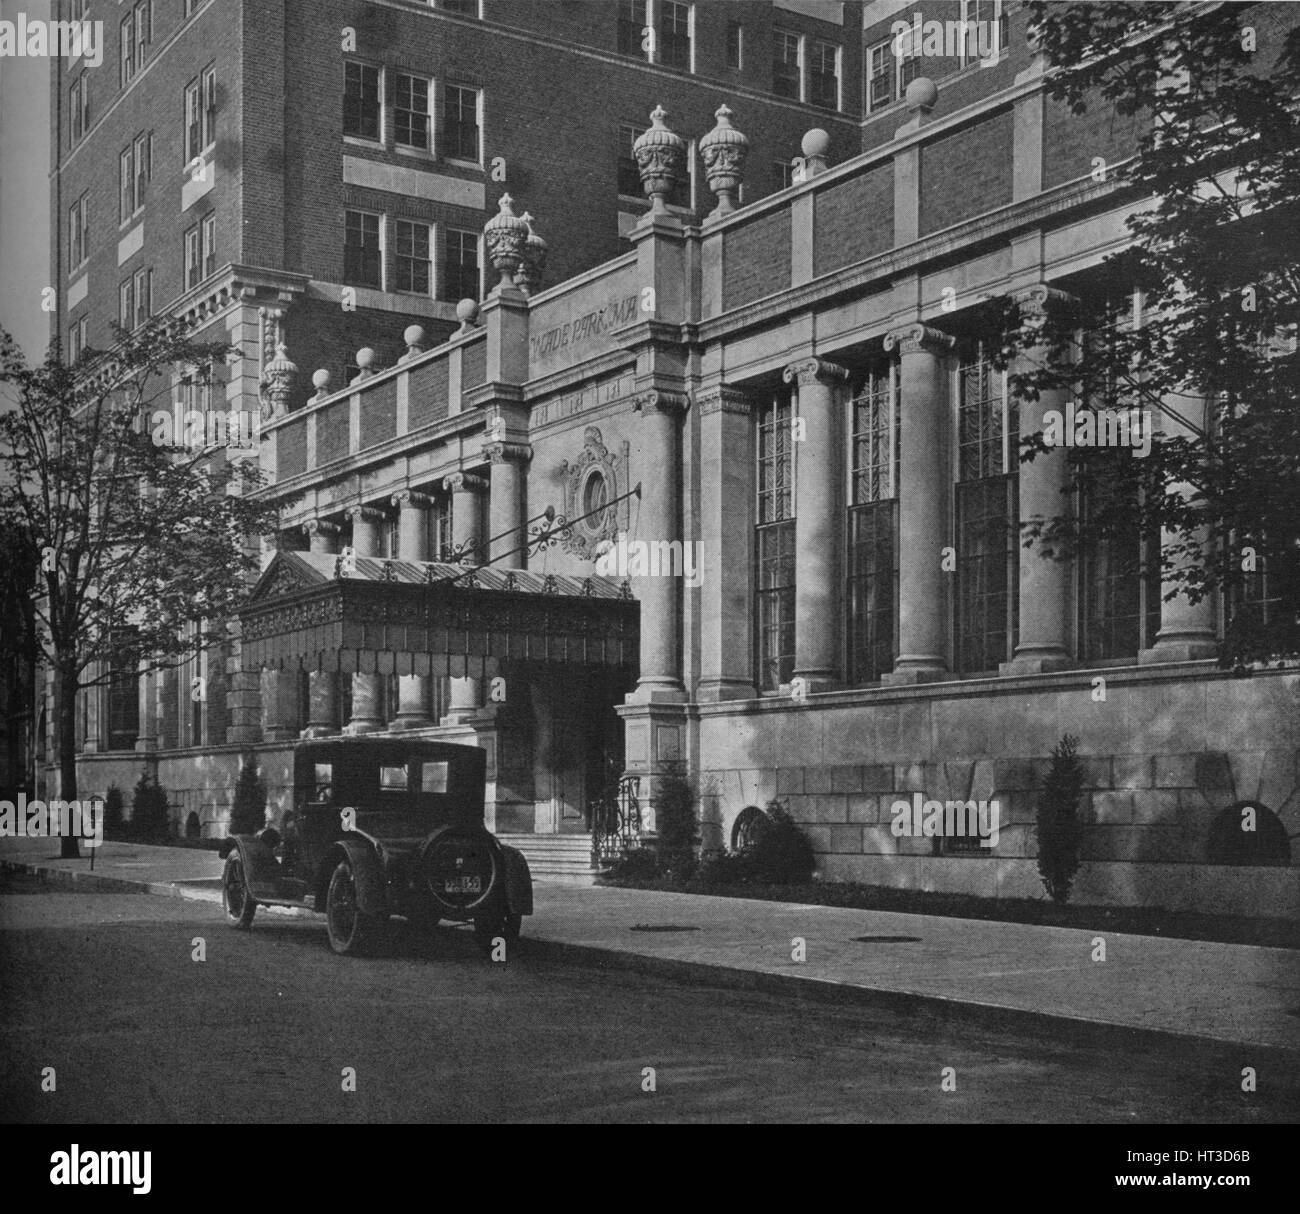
[633,105,687,214]
[311,368,332,399]
[403,325,425,349]
[801,128,831,159]
[456,298,481,333]
[354,347,376,381]
[700,104,750,219]
[906,76,938,112]
[483,193,530,290]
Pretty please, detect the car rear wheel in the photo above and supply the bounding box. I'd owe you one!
[222,853,256,930]
[473,911,522,953]
[325,860,386,956]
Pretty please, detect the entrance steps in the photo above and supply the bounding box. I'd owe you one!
[495,833,605,886]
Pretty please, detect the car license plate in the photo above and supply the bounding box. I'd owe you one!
[444,875,481,894]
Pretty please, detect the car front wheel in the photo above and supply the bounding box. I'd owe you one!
[222,853,256,930]
[325,860,386,956]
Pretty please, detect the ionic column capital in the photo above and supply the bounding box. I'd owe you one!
[782,357,849,387]
[695,385,753,417]
[345,505,387,525]
[1014,284,1079,323]
[632,389,689,417]
[390,490,434,510]
[443,470,489,495]
[884,323,956,357]
[484,440,533,465]
[303,519,341,538]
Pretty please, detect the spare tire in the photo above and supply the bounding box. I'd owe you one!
[418,827,499,914]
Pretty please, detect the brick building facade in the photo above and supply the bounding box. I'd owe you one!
[43,0,1299,913]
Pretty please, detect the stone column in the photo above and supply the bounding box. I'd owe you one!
[442,471,488,723]
[1142,390,1218,662]
[1005,285,1075,674]
[134,659,158,751]
[484,442,531,569]
[696,385,757,701]
[301,519,341,737]
[390,490,435,729]
[784,357,848,692]
[628,389,689,703]
[884,323,955,683]
[344,506,387,733]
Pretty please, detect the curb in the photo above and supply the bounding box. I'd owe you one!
[6,856,1297,1069]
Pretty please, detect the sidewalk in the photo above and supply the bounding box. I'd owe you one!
[3,836,1297,1060]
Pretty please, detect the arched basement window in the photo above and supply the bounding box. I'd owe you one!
[731,805,771,852]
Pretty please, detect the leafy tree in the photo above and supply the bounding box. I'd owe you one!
[130,772,172,843]
[0,319,285,856]
[1004,3,1300,666]
[229,754,267,835]
[1037,734,1085,905]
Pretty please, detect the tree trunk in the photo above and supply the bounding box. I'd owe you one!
[56,666,80,859]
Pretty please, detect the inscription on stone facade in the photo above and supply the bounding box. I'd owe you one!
[529,294,639,362]
[533,372,635,425]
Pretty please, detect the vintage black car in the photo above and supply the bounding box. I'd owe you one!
[218,738,533,955]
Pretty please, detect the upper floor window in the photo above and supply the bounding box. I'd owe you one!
[726,20,743,70]
[866,36,921,112]
[69,73,90,144]
[617,0,649,60]
[185,224,202,290]
[756,391,796,690]
[133,268,152,328]
[69,315,88,364]
[394,219,432,295]
[185,65,217,164]
[657,0,692,70]
[202,212,217,278]
[344,210,382,289]
[960,0,1008,67]
[618,121,642,197]
[68,194,89,275]
[442,228,480,303]
[444,84,481,161]
[121,2,151,87]
[344,61,382,141]
[119,132,152,223]
[395,74,432,150]
[773,29,803,100]
[809,39,841,110]
[772,159,795,191]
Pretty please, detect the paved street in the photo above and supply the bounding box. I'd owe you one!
[2,873,1294,1124]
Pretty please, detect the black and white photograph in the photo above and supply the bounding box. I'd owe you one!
[0,0,1296,1177]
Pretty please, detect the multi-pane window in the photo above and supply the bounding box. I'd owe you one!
[773,30,803,100]
[395,219,432,295]
[442,228,479,302]
[70,74,90,143]
[428,494,453,562]
[120,15,134,86]
[444,84,480,161]
[202,212,217,278]
[134,2,152,70]
[726,21,743,70]
[756,393,796,690]
[618,121,642,197]
[185,224,202,289]
[185,67,216,163]
[847,368,901,683]
[395,74,431,150]
[107,632,141,751]
[344,210,382,288]
[866,37,921,111]
[617,0,649,59]
[133,268,152,327]
[344,61,382,141]
[68,194,89,273]
[809,39,841,110]
[1078,453,1161,661]
[658,1,692,70]
[960,0,1008,66]
[69,316,88,363]
[956,344,1019,672]
[119,279,134,328]
[119,133,151,221]
[120,3,151,87]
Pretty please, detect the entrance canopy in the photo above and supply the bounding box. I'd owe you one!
[239,551,639,678]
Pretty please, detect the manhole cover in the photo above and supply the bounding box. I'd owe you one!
[852,935,922,944]
[630,924,700,933]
